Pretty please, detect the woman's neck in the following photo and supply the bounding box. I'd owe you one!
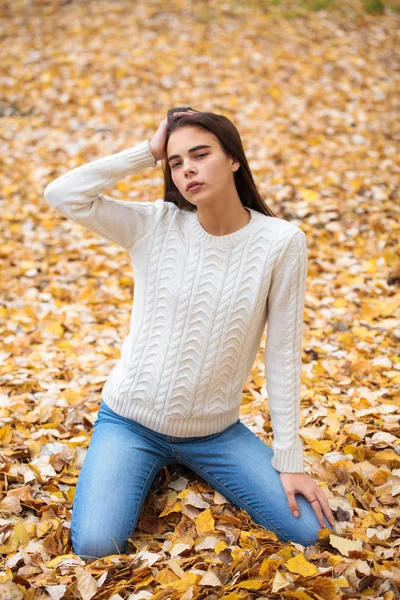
[196,204,251,237]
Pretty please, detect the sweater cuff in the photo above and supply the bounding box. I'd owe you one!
[271,438,305,473]
[125,139,157,170]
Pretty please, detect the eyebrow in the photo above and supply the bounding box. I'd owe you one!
[167,145,211,162]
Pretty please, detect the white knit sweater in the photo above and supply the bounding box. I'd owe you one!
[44,139,308,473]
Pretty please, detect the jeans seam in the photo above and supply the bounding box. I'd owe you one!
[179,457,291,543]
[125,456,169,547]
[71,456,169,557]
[70,466,83,549]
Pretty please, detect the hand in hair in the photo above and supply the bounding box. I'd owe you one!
[150,108,198,162]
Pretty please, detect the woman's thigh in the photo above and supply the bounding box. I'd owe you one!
[175,421,332,547]
[70,410,173,562]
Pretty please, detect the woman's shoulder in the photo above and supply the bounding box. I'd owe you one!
[153,200,195,224]
[255,212,306,241]
[137,198,180,218]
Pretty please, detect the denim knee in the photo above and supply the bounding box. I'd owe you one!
[292,528,319,547]
[71,516,129,562]
[71,536,128,562]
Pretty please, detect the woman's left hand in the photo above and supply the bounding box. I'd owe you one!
[279,472,335,529]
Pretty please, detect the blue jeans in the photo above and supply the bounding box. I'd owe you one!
[71,400,332,561]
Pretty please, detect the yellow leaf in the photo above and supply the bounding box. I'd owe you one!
[328,554,345,565]
[116,181,129,192]
[155,568,179,585]
[0,568,14,584]
[284,591,315,599]
[286,553,318,577]
[177,488,190,499]
[372,449,400,466]
[306,136,322,146]
[45,321,64,336]
[298,187,319,202]
[159,500,182,517]
[277,546,293,560]
[268,87,281,99]
[237,578,263,589]
[58,340,73,349]
[119,276,132,286]
[333,575,350,588]
[239,530,257,549]
[195,507,215,533]
[134,573,154,589]
[14,521,30,546]
[0,425,13,445]
[304,438,333,454]
[227,96,239,108]
[66,486,76,502]
[167,572,198,592]
[351,177,363,191]
[310,156,321,168]
[333,298,348,308]
[230,546,243,565]
[365,258,378,273]
[45,554,78,568]
[214,541,228,554]
[343,445,366,460]
[329,534,363,556]
[259,558,282,577]
[65,389,82,405]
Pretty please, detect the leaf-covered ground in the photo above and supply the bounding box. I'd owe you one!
[0,0,399,598]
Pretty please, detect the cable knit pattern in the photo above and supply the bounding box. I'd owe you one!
[44,139,308,473]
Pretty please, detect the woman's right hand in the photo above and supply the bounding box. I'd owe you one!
[150,110,197,163]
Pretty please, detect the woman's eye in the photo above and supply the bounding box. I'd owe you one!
[171,154,207,169]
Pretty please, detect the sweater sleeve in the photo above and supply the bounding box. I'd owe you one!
[264,229,308,473]
[43,140,159,252]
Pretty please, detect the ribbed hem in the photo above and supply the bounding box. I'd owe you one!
[270,438,305,473]
[123,139,157,170]
[102,377,240,438]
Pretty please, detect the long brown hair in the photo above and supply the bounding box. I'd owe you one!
[161,106,278,217]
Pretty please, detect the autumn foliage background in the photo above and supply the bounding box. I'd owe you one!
[0,0,399,598]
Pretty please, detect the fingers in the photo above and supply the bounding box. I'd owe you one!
[173,111,195,117]
[280,474,336,530]
[317,488,336,528]
[286,486,335,529]
[285,490,299,518]
[162,111,194,124]
[308,494,325,528]
[307,489,335,529]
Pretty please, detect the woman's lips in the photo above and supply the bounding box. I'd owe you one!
[188,183,204,192]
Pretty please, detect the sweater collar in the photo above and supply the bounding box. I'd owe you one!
[188,207,260,248]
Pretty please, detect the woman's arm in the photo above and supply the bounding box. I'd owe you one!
[43,140,160,252]
[264,228,308,473]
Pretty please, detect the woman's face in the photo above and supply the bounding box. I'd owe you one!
[166,126,239,207]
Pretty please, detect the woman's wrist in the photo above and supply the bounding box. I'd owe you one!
[149,143,159,163]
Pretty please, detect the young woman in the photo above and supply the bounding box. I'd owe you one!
[44,107,336,562]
